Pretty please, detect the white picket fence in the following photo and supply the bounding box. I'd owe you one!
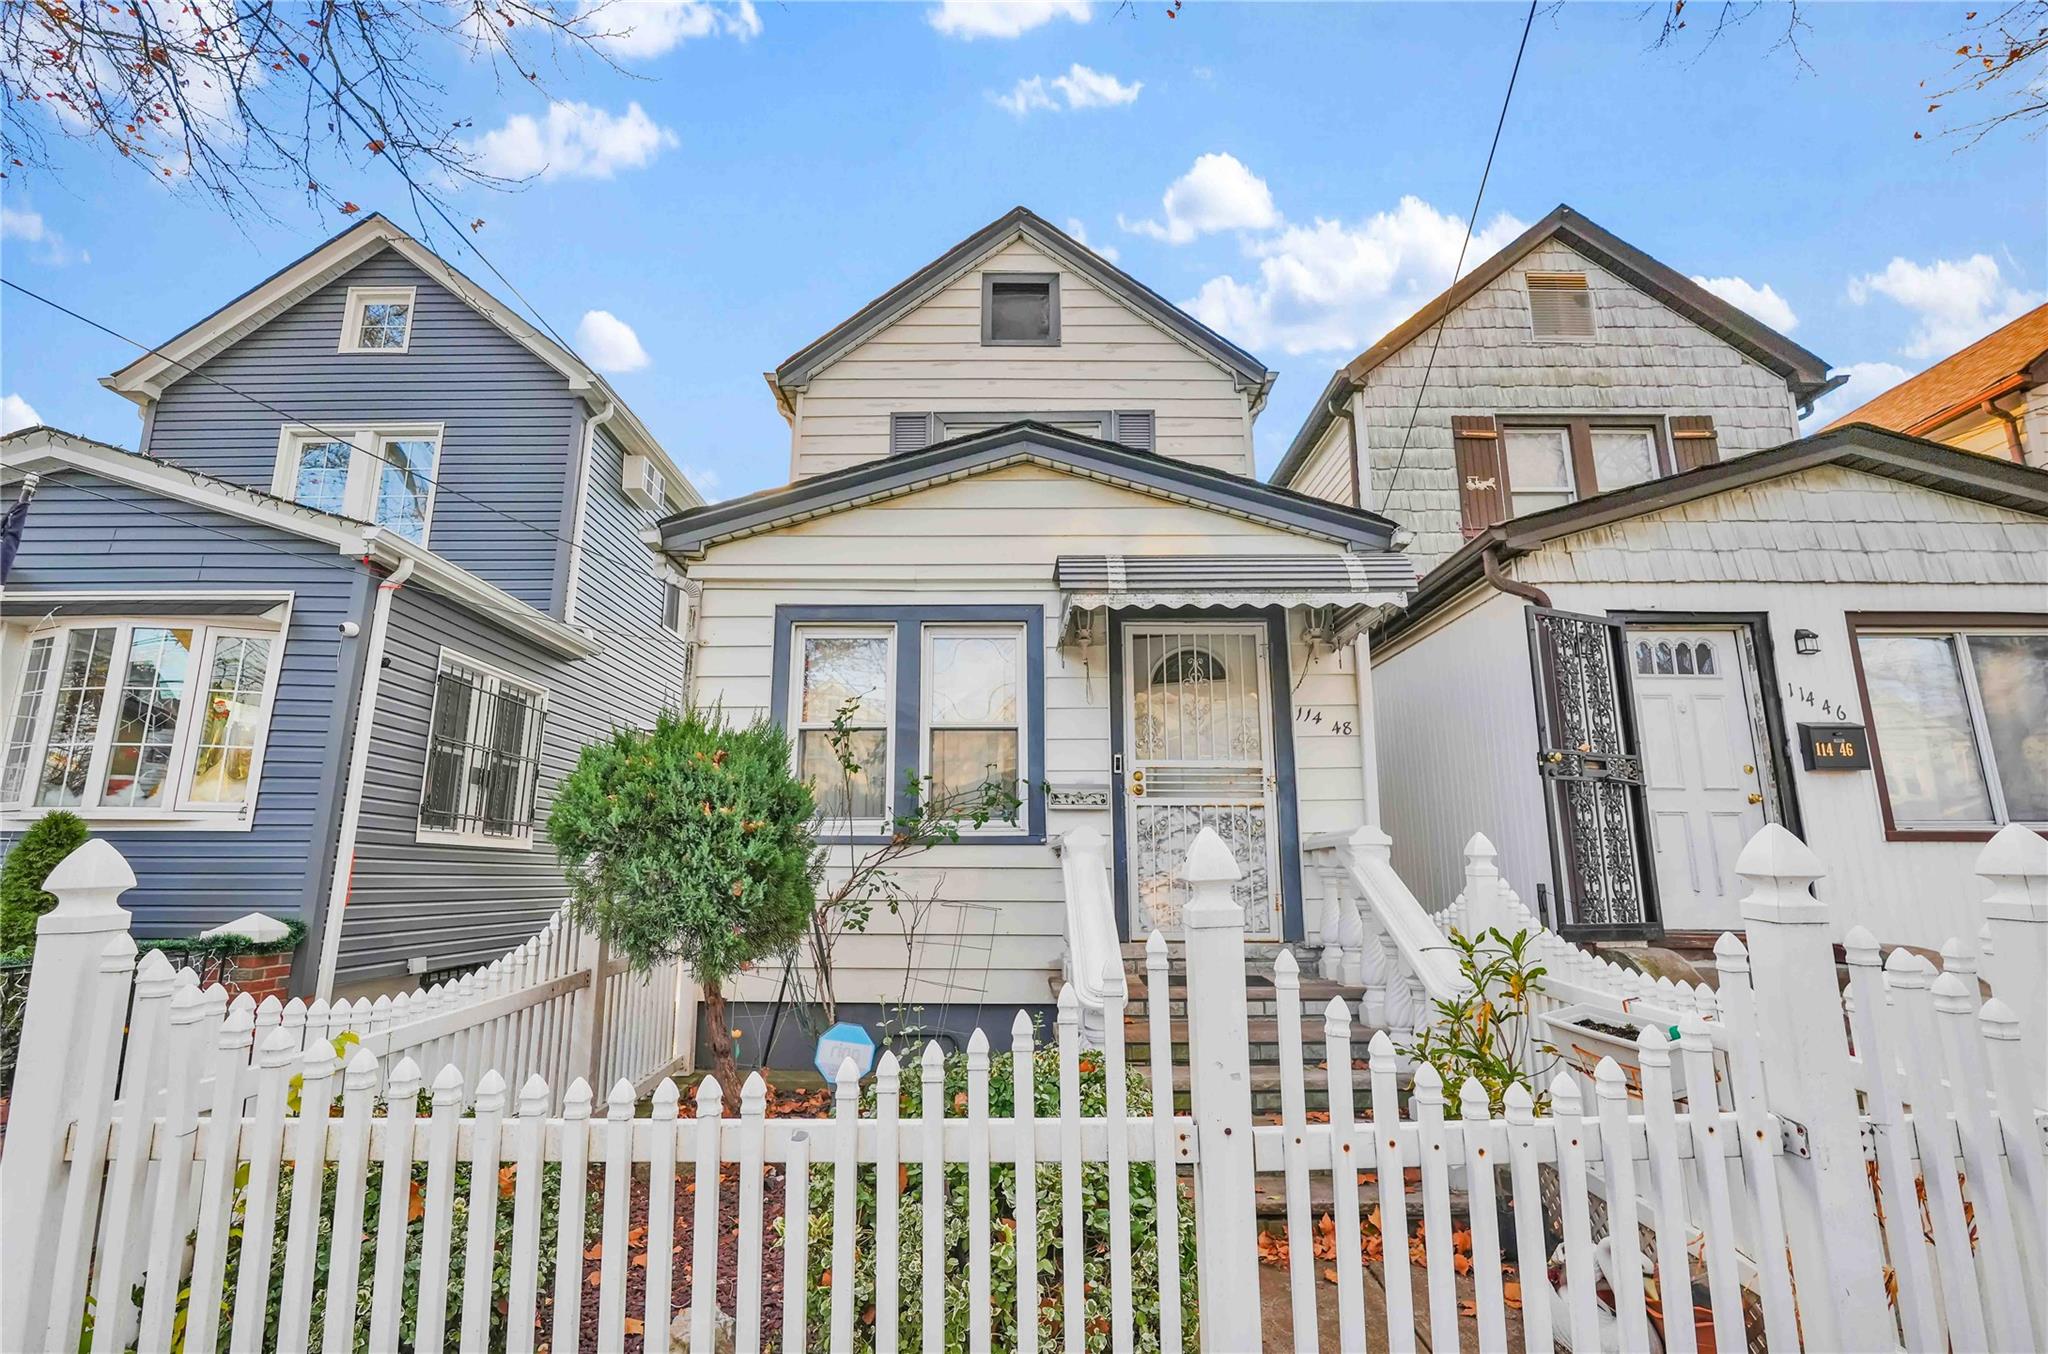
[1,822,2043,1353]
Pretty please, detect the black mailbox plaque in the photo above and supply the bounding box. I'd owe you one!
[1799,723,1871,771]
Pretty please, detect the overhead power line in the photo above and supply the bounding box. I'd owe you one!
[1377,0,1540,516]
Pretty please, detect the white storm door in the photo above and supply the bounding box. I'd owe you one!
[1628,628,1767,932]
[1122,622,1282,939]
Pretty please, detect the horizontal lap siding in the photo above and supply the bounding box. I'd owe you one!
[793,237,1255,479]
[1515,464,2048,950]
[694,463,1369,1005]
[1347,239,1803,577]
[0,471,372,937]
[143,250,580,611]
[334,425,689,984]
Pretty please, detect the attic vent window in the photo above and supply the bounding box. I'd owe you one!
[1526,272,1595,341]
[983,273,1059,346]
[340,285,415,353]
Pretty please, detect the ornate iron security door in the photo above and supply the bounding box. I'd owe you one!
[1526,607,1661,938]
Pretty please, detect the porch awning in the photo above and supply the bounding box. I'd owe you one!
[1055,553,1414,631]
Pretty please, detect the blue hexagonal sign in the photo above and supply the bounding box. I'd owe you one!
[813,1021,878,1083]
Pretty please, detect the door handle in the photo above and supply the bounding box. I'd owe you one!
[1747,792,1763,805]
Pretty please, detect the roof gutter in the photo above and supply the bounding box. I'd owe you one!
[1482,540,1550,608]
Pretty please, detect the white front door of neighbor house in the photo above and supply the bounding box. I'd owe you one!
[1122,622,1282,939]
[1628,628,1769,933]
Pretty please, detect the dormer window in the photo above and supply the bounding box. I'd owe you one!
[982,273,1059,346]
[340,285,416,353]
[1526,272,1595,341]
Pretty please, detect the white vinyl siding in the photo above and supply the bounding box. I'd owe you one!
[689,462,1369,1006]
[790,236,1257,480]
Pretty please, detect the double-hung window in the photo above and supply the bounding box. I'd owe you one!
[274,424,443,544]
[1501,418,1666,517]
[1852,622,2048,833]
[922,625,1026,826]
[417,652,549,847]
[340,285,416,353]
[791,627,894,828]
[0,618,282,824]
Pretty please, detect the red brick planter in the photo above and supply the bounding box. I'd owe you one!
[221,950,295,1002]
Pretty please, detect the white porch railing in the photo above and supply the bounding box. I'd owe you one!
[1053,824,1124,1045]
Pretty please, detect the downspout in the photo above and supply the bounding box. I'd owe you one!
[561,399,619,624]
[315,557,416,999]
[1481,541,1549,608]
[1334,384,1363,508]
[1350,631,1382,827]
[1982,398,2025,463]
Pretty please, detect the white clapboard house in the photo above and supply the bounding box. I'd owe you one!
[655,208,1416,1051]
[1270,205,2048,954]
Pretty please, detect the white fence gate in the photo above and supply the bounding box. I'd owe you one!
[1,823,2042,1352]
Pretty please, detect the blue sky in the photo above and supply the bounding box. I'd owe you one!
[3,0,2042,499]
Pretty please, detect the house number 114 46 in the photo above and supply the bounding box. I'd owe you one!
[1296,708,1354,735]
[1786,681,1847,721]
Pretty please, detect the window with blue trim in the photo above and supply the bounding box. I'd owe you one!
[775,606,1044,842]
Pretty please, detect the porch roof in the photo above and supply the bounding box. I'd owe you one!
[1054,552,1414,629]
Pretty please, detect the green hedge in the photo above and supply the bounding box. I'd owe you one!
[0,917,306,968]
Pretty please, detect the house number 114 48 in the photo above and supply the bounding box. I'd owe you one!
[1295,708,1354,736]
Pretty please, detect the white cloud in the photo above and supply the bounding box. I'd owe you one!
[1848,254,2042,359]
[1119,152,1279,245]
[1184,195,1528,356]
[1,394,43,434]
[1,202,86,265]
[592,1,760,58]
[1691,274,1798,333]
[994,63,1140,115]
[1801,360,1914,428]
[1063,217,1118,264]
[929,0,1090,40]
[470,101,677,181]
[576,310,651,373]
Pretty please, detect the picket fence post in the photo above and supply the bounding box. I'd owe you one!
[0,839,137,1354]
[1733,825,1894,1353]
[1179,826,1261,1353]
[1975,823,2047,1102]
[570,928,610,1089]
[1459,832,1508,939]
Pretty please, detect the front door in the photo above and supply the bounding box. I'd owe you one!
[1627,628,1768,933]
[1121,622,1282,939]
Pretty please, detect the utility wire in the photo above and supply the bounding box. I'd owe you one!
[1377,0,1540,515]
[2,274,640,571]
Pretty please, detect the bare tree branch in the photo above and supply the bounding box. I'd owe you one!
[0,0,640,236]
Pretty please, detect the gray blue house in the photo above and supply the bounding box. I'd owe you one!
[0,215,701,997]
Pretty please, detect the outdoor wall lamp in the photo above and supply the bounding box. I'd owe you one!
[1794,629,1821,655]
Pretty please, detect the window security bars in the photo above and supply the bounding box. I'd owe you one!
[419,659,546,842]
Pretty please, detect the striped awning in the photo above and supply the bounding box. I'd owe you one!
[1055,552,1414,624]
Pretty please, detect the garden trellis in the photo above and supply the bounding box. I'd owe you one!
[1,823,2042,1352]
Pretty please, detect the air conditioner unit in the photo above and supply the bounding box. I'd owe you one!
[622,453,667,512]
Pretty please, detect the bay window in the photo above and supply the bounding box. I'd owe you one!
[791,627,894,826]
[1853,622,2048,832]
[417,652,549,847]
[274,424,442,544]
[922,625,1025,824]
[0,619,281,824]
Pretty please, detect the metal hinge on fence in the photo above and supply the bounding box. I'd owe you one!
[1779,1115,1811,1159]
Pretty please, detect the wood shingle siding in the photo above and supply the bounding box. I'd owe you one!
[789,238,1257,480]
[141,250,582,612]
[0,470,373,946]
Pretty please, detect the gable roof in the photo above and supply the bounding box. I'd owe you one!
[1269,204,1841,488]
[768,206,1277,410]
[99,213,702,509]
[656,420,1401,559]
[1372,423,2048,647]
[2,425,599,657]
[1825,302,2048,435]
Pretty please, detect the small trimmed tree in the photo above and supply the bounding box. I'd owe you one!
[548,709,819,1091]
[0,810,90,951]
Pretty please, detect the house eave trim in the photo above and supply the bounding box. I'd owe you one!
[657,423,1399,558]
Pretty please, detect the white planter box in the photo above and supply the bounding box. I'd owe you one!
[1536,1002,1728,1108]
